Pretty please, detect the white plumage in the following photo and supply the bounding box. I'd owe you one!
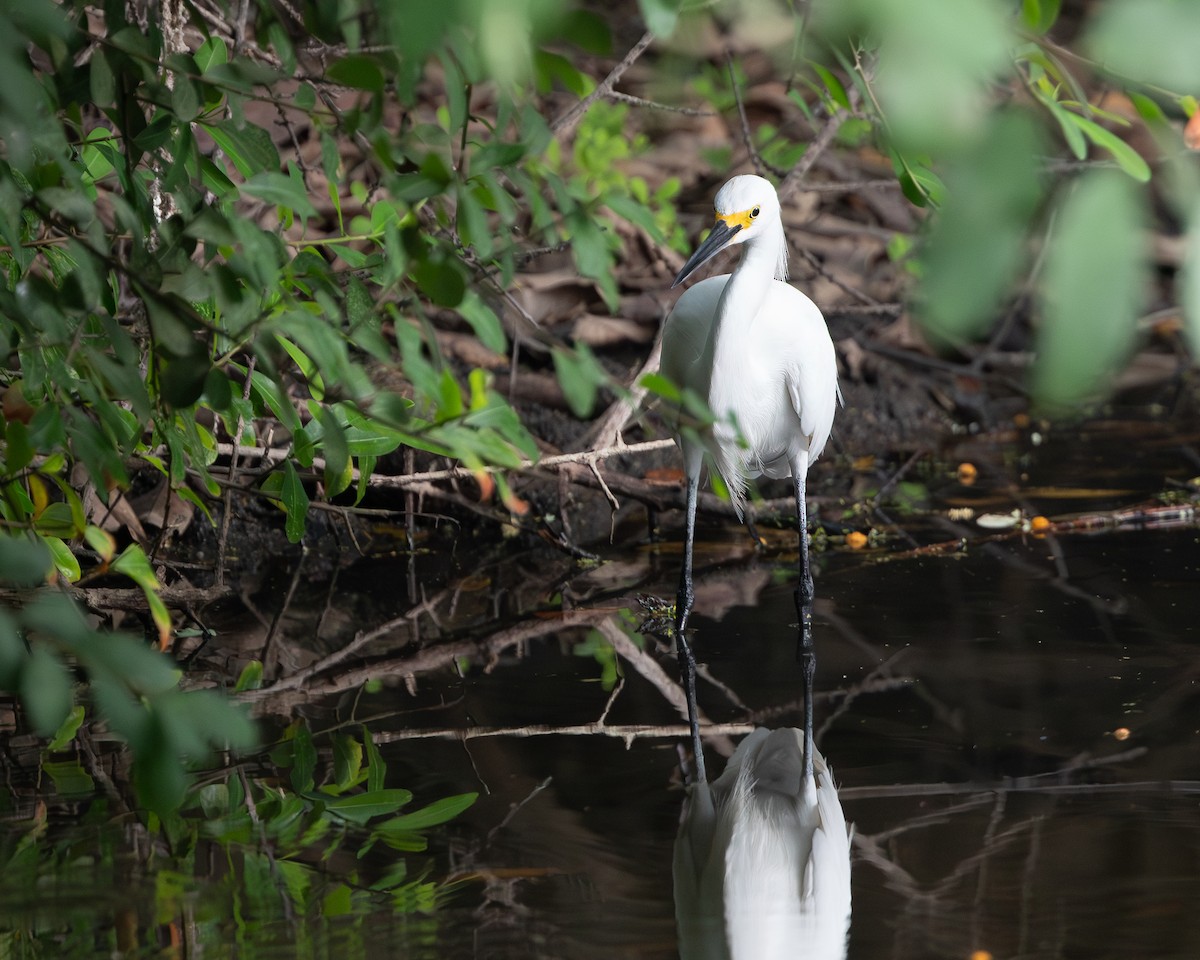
[661,174,840,518]
[674,728,853,960]
[664,176,841,779]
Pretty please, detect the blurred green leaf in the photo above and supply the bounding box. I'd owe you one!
[552,345,605,419]
[1032,172,1147,410]
[243,169,318,222]
[638,0,680,37]
[918,112,1044,344]
[327,54,385,92]
[1086,0,1200,93]
[1179,202,1200,358]
[0,535,51,586]
[21,643,73,737]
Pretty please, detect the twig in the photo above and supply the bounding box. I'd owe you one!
[552,31,655,135]
[727,53,769,178]
[371,721,756,746]
[605,91,714,116]
[206,437,677,487]
[778,82,862,201]
[798,248,880,307]
[216,355,255,587]
[486,775,553,844]
[260,546,307,678]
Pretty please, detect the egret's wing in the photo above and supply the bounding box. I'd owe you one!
[807,758,853,959]
[768,284,839,464]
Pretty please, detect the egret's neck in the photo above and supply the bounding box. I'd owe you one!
[709,235,778,359]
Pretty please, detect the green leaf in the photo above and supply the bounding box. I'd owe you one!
[811,62,850,110]
[83,525,116,562]
[21,643,73,737]
[316,405,351,497]
[327,54,385,92]
[333,735,364,790]
[320,788,414,825]
[363,726,385,792]
[242,169,318,222]
[195,36,228,73]
[0,610,25,688]
[89,49,115,107]
[638,0,680,37]
[1086,0,1200,93]
[1064,113,1152,183]
[43,758,95,796]
[1179,201,1200,358]
[111,543,161,593]
[0,535,51,587]
[374,791,477,832]
[47,704,85,752]
[918,112,1045,344]
[413,258,466,307]
[552,345,605,418]
[1033,171,1147,410]
[457,292,507,354]
[202,119,279,178]
[234,660,263,692]
[290,721,316,793]
[40,535,80,582]
[280,461,309,542]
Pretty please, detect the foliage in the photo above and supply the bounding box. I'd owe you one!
[805,0,1196,411]
[0,539,256,813]
[0,722,476,954]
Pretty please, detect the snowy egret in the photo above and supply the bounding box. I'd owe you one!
[662,174,840,779]
[674,727,852,960]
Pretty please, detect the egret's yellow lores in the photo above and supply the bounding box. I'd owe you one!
[674,728,852,960]
[663,174,840,781]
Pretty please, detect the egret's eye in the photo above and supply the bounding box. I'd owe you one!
[750,205,761,219]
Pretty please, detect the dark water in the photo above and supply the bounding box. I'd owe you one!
[3,413,1200,958]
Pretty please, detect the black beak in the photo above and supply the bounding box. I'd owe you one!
[672,219,741,288]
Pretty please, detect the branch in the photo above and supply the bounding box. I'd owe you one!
[778,83,863,201]
[371,721,755,745]
[552,31,655,135]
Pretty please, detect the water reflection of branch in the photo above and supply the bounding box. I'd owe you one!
[598,619,738,757]
[487,775,553,845]
[373,721,754,744]
[241,610,607,704]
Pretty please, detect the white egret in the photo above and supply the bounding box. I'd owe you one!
[662,174,840,780]
[674,727,853,960]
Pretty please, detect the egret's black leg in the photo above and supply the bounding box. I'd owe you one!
[676,470,706,785]
[794,472,815,786]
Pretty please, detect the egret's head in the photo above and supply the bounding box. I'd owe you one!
[672,175,786,288]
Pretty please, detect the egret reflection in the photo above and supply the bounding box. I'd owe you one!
[674,728,852,960]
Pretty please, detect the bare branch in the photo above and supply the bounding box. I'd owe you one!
[552,31,655,135]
